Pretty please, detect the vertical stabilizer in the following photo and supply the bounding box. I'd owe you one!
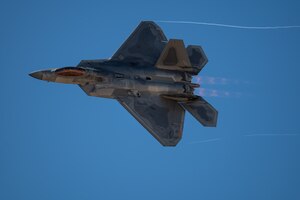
[155,39,193,72]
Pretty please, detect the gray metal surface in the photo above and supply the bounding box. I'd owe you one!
[29,21,218,146]
[186,45,208,74]
[118,94,185,146]
[110,21,167,66]
[180,97,218,127]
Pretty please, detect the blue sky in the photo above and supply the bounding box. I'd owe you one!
[1,0,300,199]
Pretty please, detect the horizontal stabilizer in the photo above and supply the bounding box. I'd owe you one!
[186,45,208,74]
[180,97,217,127]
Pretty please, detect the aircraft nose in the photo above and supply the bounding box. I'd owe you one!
[29,71,43,80]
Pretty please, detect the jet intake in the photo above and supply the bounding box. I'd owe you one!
[55,67,86,77]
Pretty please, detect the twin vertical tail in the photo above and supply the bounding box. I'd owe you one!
[184,45,217,126]
[156,39,217,127]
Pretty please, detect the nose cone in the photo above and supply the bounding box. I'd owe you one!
[29,71,43,80]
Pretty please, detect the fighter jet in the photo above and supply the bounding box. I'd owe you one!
[29,21,218,146]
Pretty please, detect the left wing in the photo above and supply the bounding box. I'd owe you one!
[110,21,167,66]
[117,94,185,146]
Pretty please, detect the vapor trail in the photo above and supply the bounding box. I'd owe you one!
[245,133,299,137]
[156,20,300,30]
[190,138,221,144]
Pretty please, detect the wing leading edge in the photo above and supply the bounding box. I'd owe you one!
[110,21,167,66]
[117,94,185,146]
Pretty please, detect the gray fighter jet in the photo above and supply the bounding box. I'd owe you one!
[29,21,218,146]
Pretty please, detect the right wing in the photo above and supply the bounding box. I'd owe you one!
[117,94,185,146]
[110,21,167,66]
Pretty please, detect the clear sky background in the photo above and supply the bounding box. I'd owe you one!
[1,0,300,199]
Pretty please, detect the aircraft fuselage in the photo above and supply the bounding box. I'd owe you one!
[30,59,198,99]
[29,21,217,146]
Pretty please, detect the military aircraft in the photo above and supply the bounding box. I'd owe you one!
[29,21,218,146]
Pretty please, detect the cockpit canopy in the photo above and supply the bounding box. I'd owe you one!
[55,67,86,76]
